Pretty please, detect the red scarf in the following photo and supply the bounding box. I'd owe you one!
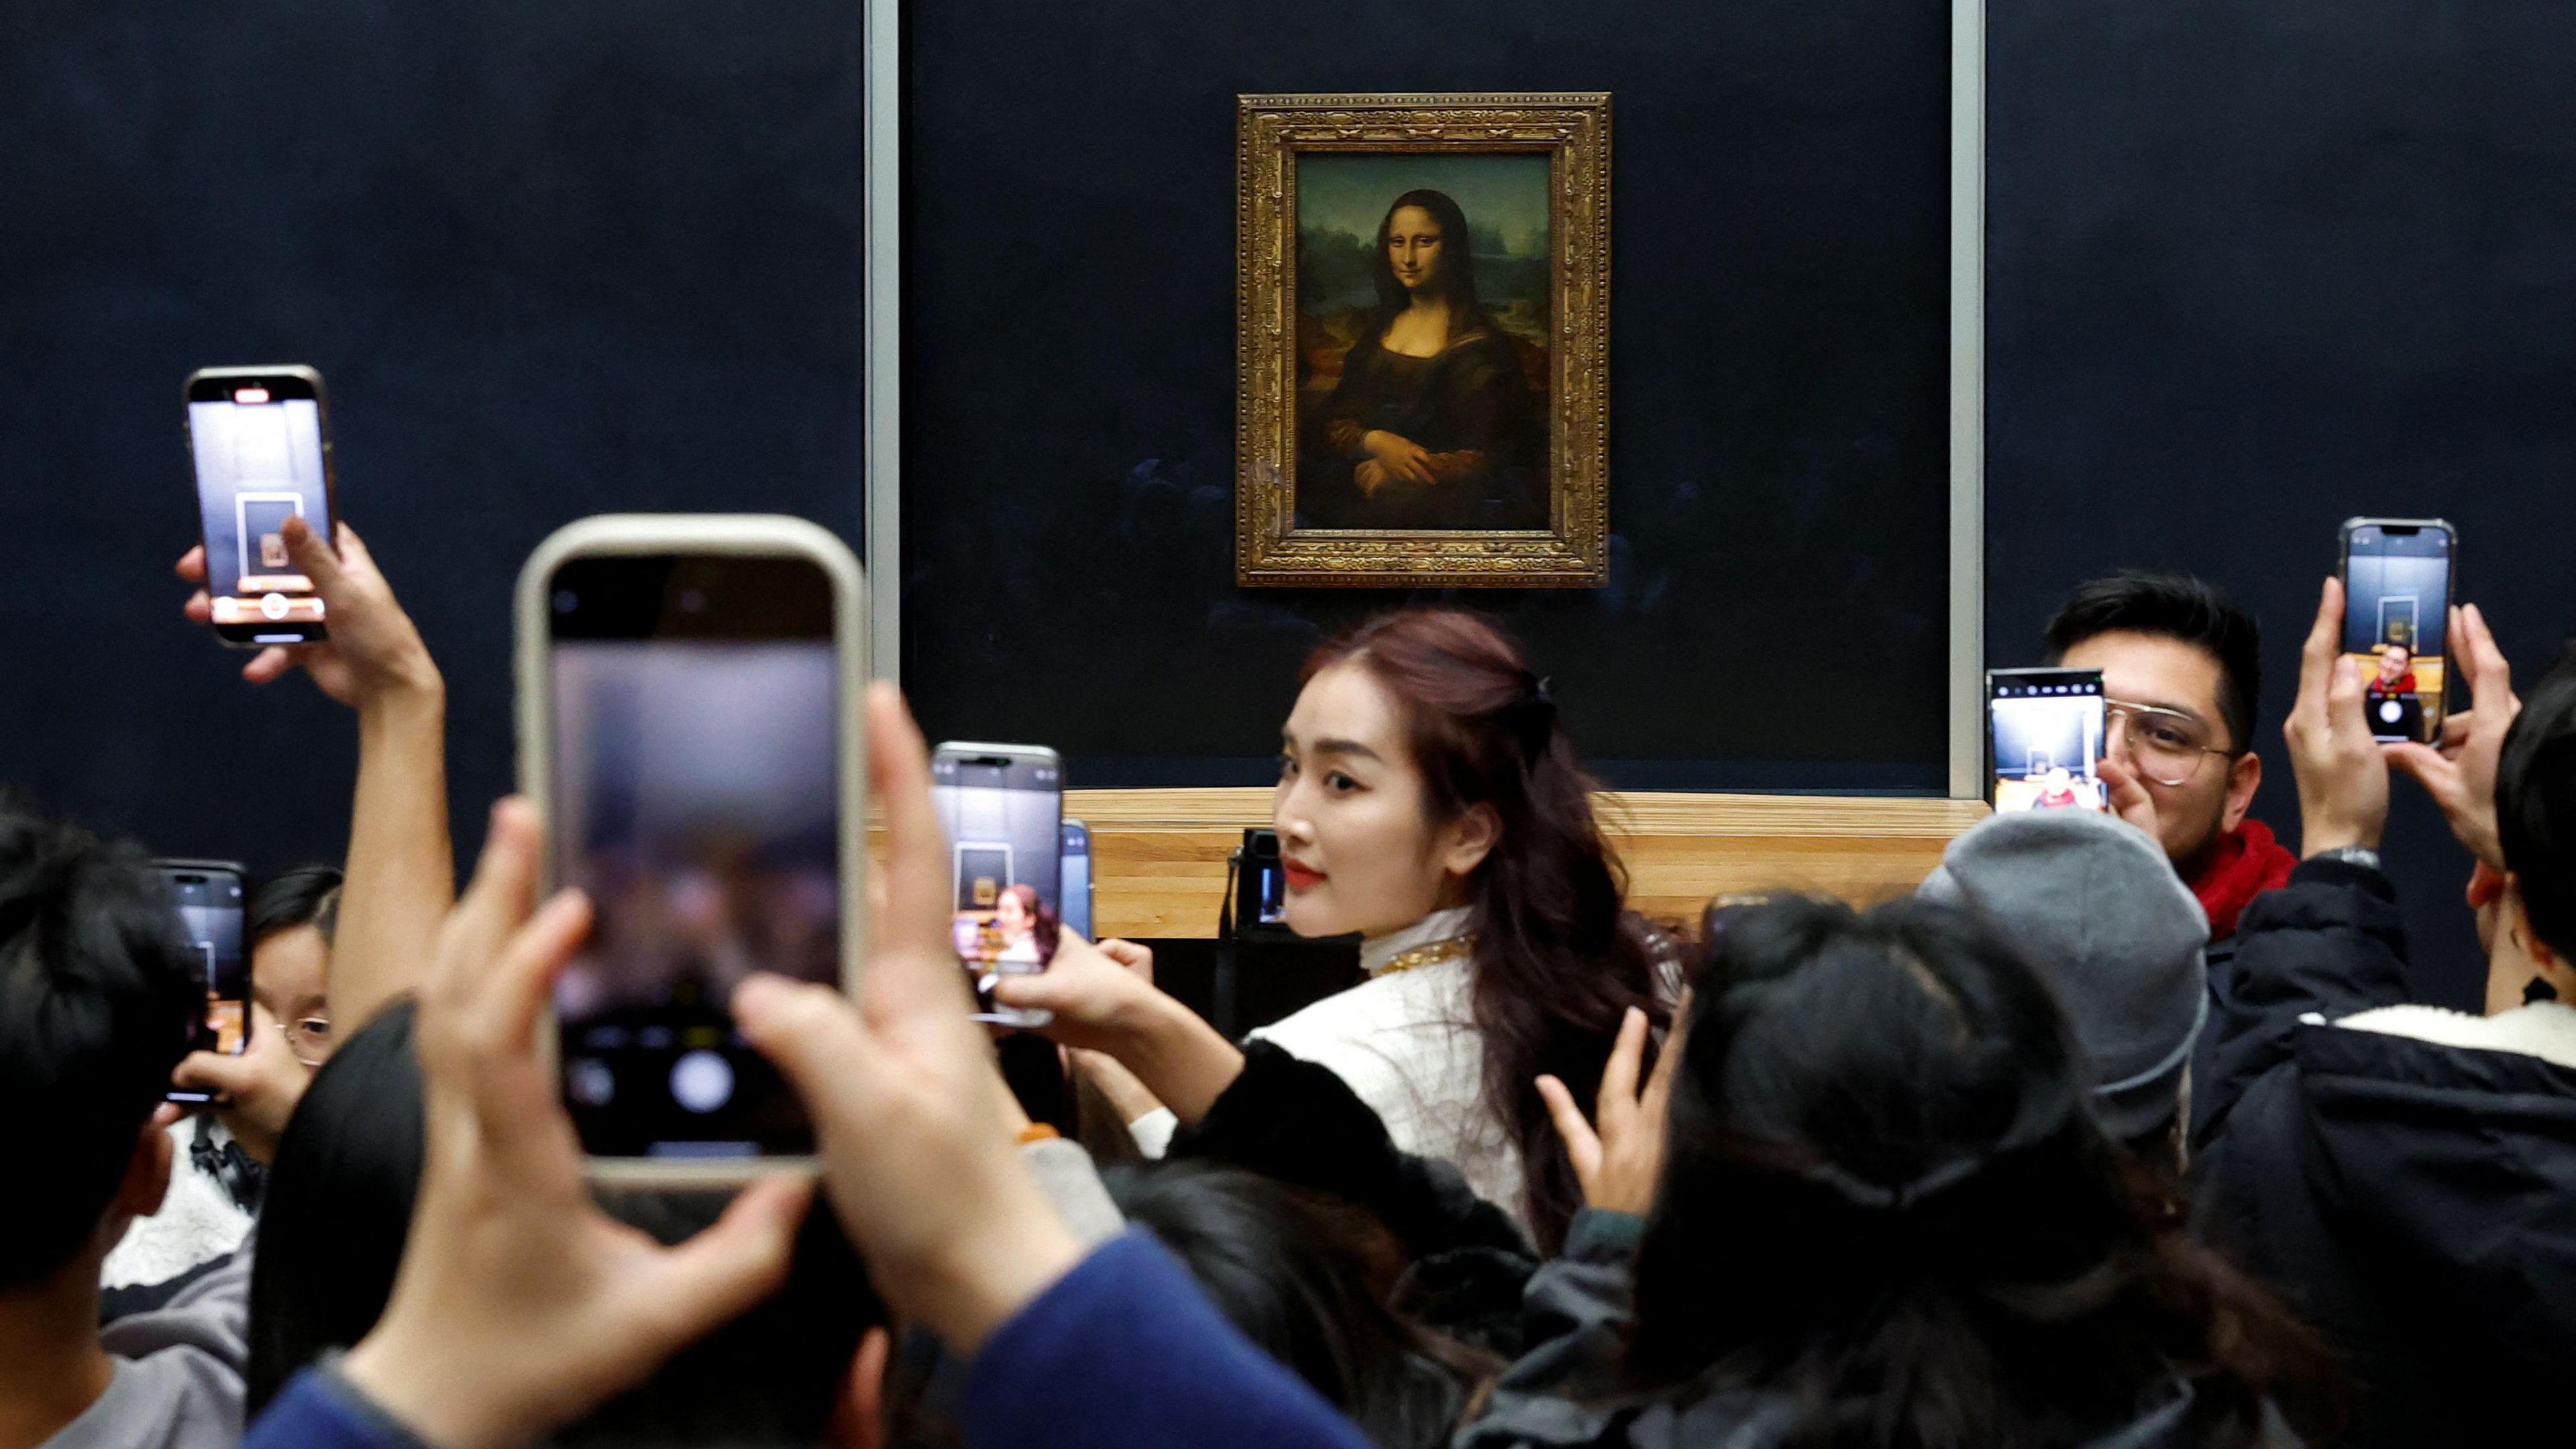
[2186,817,2296,940]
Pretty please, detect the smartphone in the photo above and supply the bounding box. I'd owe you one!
[158,859,248,1104]
[2339,519,2456,745]
[1232,827,1293,936]
[931,743,1064,1026]
[184,367,337,647]
[1060,819,1093,941]
[517,516,867,1182]
[1987,667,2107,813]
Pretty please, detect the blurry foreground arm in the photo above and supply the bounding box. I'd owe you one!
[180,517,453,1034]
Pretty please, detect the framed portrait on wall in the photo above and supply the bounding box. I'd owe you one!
[1236,93,1611,588]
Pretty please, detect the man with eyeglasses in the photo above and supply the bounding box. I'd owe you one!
[2044,572,2296,947]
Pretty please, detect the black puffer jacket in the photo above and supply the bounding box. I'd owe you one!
[2192,857,2576,1447]
[1453,1212,2286,1449]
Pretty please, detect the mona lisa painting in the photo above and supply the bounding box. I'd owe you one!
[1236,94,1610,588]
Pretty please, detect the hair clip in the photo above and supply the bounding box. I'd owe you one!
[1800,1154,1984,1212]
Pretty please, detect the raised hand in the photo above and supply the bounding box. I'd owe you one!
[337,801,811,1449]
[732,684,1085,1353]
[2384,602,2520,870]
[991,932,1245,1124]
[1535,991,1692,1217]
[170,1004,311,1165]
[178,517,437,705]
[2284,578,2392,857]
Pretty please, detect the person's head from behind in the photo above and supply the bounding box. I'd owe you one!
[2045,572,2263,867]
[1278,608,1662,1246]
[1103,1159,1493,1448]
[0,807,202,1293]
[250,1001,878,1446]
[1918,809,2209,1171]
[2487,646,2576,1006]
[1631,896,2326,1444]
[250,865,339,1067]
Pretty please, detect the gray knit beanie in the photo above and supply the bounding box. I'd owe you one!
[1917,809,2209,1142]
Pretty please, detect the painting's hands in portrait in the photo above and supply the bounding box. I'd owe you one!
[1362,429,1437,486]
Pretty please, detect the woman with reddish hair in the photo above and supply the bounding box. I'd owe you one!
[1240,610,1675,1249]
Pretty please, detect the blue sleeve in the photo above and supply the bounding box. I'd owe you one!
[963,1228,1375,1449]
[241,1364,439,1449]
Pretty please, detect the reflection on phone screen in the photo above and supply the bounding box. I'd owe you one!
[1989,674,2106,814]
[551,640,838,1157]
[189,386,331,640]
[933,753,1062,1021]
[2342,527,2451,744]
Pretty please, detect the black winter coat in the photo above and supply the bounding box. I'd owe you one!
[2191,856,2576,1447]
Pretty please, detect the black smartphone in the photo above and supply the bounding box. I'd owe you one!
[2339,518,2457,745]
[157,859,248,1103]
[1232,827,1293,936]
[932,743,1064,1026]
[1986,667,2108,813]
[184,367,337,647]
[520,517,867,1179]
[1060,819,1093,941]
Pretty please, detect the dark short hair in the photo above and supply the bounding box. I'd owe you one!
[248,1002,876,1442]
[2043,572,2262,753]
[2498,645,2576,961]
[248,865,341,949]
[0,807,203,1285]
[1102,1159,1495,1448]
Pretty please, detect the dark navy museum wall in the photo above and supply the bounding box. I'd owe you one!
[1986,1,2576,1006]
[900,0,1958,792]
[0,3,868,879]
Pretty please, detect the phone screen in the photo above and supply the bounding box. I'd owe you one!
[546,555,841,1159]
[186,372,333,645]
[1059,820,1093,941]
[2342,522,2453,744]
[160,863,247,1103]
[1988,669,2107,813]
[932,747,1063,1024]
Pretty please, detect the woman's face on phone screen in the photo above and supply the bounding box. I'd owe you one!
[1273,663,1475,940]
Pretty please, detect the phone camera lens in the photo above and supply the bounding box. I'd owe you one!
[553,590,578,615]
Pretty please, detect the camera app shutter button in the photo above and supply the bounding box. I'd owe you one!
[670,1050,735,1114]
[260,592,291,620]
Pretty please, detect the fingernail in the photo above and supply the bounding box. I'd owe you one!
[733,973,784,1023]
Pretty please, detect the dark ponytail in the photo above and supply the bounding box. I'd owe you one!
[1305,610,1666,1252]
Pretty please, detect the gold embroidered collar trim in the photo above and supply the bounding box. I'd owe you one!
[1373,932,1477,979]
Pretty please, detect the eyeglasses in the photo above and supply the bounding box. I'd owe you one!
[2104,700,2235,787]
[283,1014,332,1069]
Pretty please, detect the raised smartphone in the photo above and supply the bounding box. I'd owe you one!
[517,516,867,1181]
[932,743,1063,1026]
[1060,819,1093,941]
[184,367,337,647]
[2339,518,2456,745]
[1987,667,2107,813]
[158,859,248,1103]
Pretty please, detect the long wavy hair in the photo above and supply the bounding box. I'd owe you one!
[1371,189,1487,332]
[1627,896,2340,1446]
[1304,609,1666,1253]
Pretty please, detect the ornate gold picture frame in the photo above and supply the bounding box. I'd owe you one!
[1236,93,1611,588]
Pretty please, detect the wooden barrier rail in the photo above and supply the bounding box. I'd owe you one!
[1067,788,1991,939]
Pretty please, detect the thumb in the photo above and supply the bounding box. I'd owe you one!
[280,515,346,594]
[173,1049,264,1097]
[2382,741,2453,794]
[733,973,874,1116]
[628,1175,812,1351]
